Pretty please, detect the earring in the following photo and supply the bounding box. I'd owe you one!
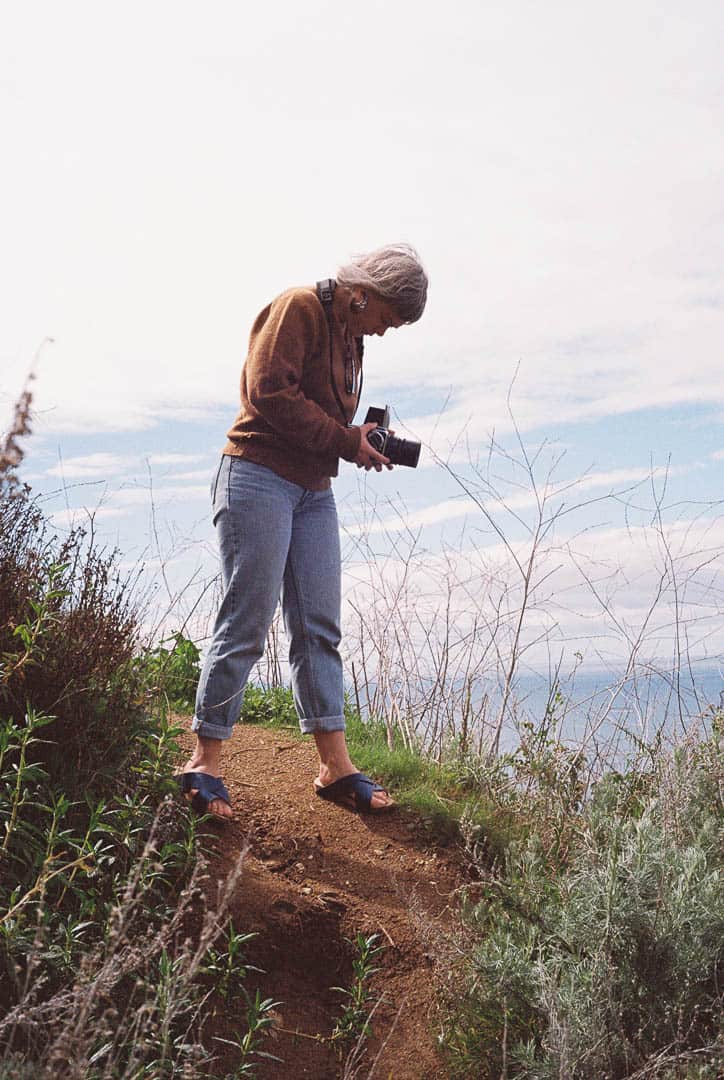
[351,292,368,312]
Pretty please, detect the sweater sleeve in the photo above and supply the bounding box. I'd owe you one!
[244,290,361,461]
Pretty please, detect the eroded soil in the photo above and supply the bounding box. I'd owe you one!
[180,722,466,1079]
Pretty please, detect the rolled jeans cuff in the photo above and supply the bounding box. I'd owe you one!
[298,714,346,735]
[191,716,235,741]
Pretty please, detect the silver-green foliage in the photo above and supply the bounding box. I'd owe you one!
[454,729,723,1078]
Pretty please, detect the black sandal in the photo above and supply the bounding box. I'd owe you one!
[315,772,394,814]
[177,772,232,818]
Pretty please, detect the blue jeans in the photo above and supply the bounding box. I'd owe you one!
[191,456,346,739]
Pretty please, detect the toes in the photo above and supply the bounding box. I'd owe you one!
[185,788,233,818]
[370,789,394,810]
[203,794,232,818]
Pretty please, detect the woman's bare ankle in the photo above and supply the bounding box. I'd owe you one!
[187,735,223,774]
[317,756,356,786]
[313,731,356,783]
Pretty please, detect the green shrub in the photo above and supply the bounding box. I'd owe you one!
[0,480,274,1077]
[240,683,299,727]
[134,630,202,709]
[0,492,147,793]
[0,695,272,1078]
[445,728,724,1079]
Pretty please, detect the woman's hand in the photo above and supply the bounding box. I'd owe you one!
[354,422,393,471]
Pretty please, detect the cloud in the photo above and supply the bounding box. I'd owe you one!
[42,450,211,481]
[4,2,724,695]
[342,497,480,537]
[340,513,724,673]
[398,308,724,456]
[148,453,210,467]
[341,463,699,538]
[109,485,211,507]
[174,469,215,481]
[41,482,212,531]
[49,506,129,527]
[45,453,136,479]
[2,3,723,445]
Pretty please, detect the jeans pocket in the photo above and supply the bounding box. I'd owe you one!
[211,457,229,524]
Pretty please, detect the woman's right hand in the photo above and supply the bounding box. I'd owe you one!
[354,422,392,471]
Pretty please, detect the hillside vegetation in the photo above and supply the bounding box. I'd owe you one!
[1,392,722,1078]
[0,423,278,1077]
[241,687,724,1078]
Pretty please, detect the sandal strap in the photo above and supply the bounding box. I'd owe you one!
[178,772,231,814]
[316,772,385,812]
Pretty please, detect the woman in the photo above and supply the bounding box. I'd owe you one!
[179,244,428,819]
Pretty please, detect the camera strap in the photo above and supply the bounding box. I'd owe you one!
[316,278,364,425]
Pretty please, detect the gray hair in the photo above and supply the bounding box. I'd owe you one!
[337,243,428,323]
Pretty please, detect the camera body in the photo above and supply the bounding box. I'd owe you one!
[363,405,421,468]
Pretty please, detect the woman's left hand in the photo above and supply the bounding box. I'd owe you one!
[354,422,394,472]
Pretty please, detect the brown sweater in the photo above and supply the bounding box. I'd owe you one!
[222,285,363,490]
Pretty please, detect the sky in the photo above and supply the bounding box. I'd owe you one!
[2,1,724,691]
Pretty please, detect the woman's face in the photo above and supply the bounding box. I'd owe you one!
[350,291,405,337]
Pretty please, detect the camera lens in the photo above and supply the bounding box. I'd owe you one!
[385,434,421,468]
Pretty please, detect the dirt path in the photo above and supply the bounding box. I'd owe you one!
[181,723,465,1078]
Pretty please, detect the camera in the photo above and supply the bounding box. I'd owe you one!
[363,406,421,468]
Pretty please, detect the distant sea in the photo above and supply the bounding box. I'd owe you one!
[480,665,723,751]
[342,665,723,755]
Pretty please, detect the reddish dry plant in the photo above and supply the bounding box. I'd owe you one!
[0,371,35,494]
